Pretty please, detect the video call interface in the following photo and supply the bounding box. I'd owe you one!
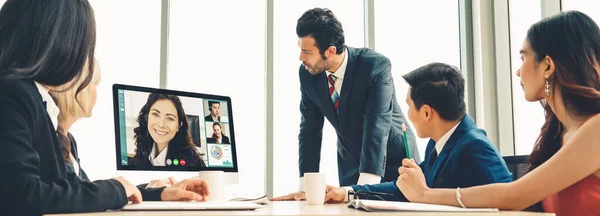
[116,89,234,169]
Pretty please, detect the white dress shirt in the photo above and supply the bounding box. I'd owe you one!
[325,48,348,95]
[341,121,462,202]
[149,144,169,166]
[300,48,382,191]
[435,121,461,154]
[70,155,80,176]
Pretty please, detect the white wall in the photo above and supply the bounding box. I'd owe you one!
[167,0,266,195]
[563,0,600,23]
[71,0,162,181]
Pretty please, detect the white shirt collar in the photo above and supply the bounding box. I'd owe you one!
[149,144,169,166]
[70,156,80,176]
[435,121,461,154]
[326,48,348,79]
[34,82,59,130]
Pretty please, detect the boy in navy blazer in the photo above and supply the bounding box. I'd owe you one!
[323,63,513,203]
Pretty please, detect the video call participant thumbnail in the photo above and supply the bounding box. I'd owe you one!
[205,100,221,122]
[207,122,230,144]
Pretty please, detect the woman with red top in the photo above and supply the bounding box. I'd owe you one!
[395,10,600,215]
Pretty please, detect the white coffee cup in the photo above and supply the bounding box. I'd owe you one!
[304,173,326,205]
[198,170,225,202]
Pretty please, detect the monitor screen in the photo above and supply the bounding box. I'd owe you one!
[113,84,237,172]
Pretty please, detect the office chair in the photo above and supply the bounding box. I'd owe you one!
[186,114,201,148]
[502,155,529,181]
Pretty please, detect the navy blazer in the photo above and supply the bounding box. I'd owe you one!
[298,46,420,186]
[351,115,512,201]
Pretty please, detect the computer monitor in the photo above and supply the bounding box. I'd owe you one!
[113,84,238,184]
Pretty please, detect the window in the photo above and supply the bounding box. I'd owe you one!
[563,0,600,24]
[374,0,461,159]
[273,0,364,196]
[509,0,544,155]
[167,0,266,195]
[69,0,162,180]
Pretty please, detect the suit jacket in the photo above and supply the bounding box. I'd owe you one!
[298,46,420,186]
[351,115,513,201]
[207,135,230,144]
[0,79,127,215]
[66,133,164,201]
[205,115,220,122]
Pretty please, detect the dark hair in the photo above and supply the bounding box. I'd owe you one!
[0,0,96,94]
[132,93,200,165]
[402,63,466,121]
[525,11,600,211]
[296,8,345,58]
[211,122,223,139]
[208,100,220,111]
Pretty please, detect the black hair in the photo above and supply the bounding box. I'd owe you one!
[208,100,220,111]
[296,8,345,58]
[402,63,466,121]
[0,0,96,93]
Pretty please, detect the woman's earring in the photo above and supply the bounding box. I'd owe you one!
[545,79,551,96]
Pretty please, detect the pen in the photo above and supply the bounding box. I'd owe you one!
[402,123,411,159]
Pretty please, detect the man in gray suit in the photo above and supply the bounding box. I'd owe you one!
[272,8,419,201]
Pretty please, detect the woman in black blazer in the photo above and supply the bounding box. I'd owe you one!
[207,122,231,144]
[0,0,208,215]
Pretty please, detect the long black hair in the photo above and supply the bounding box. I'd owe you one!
[132,93,200,165]
[0,0,96,93]
[525,11,600,211]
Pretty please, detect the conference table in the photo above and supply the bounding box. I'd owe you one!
[46,201,554,216]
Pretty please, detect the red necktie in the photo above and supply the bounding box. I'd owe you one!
[328,74,339,110]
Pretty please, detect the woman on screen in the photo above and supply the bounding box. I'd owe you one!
[207,122,231,144]
[131,93,207,167]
